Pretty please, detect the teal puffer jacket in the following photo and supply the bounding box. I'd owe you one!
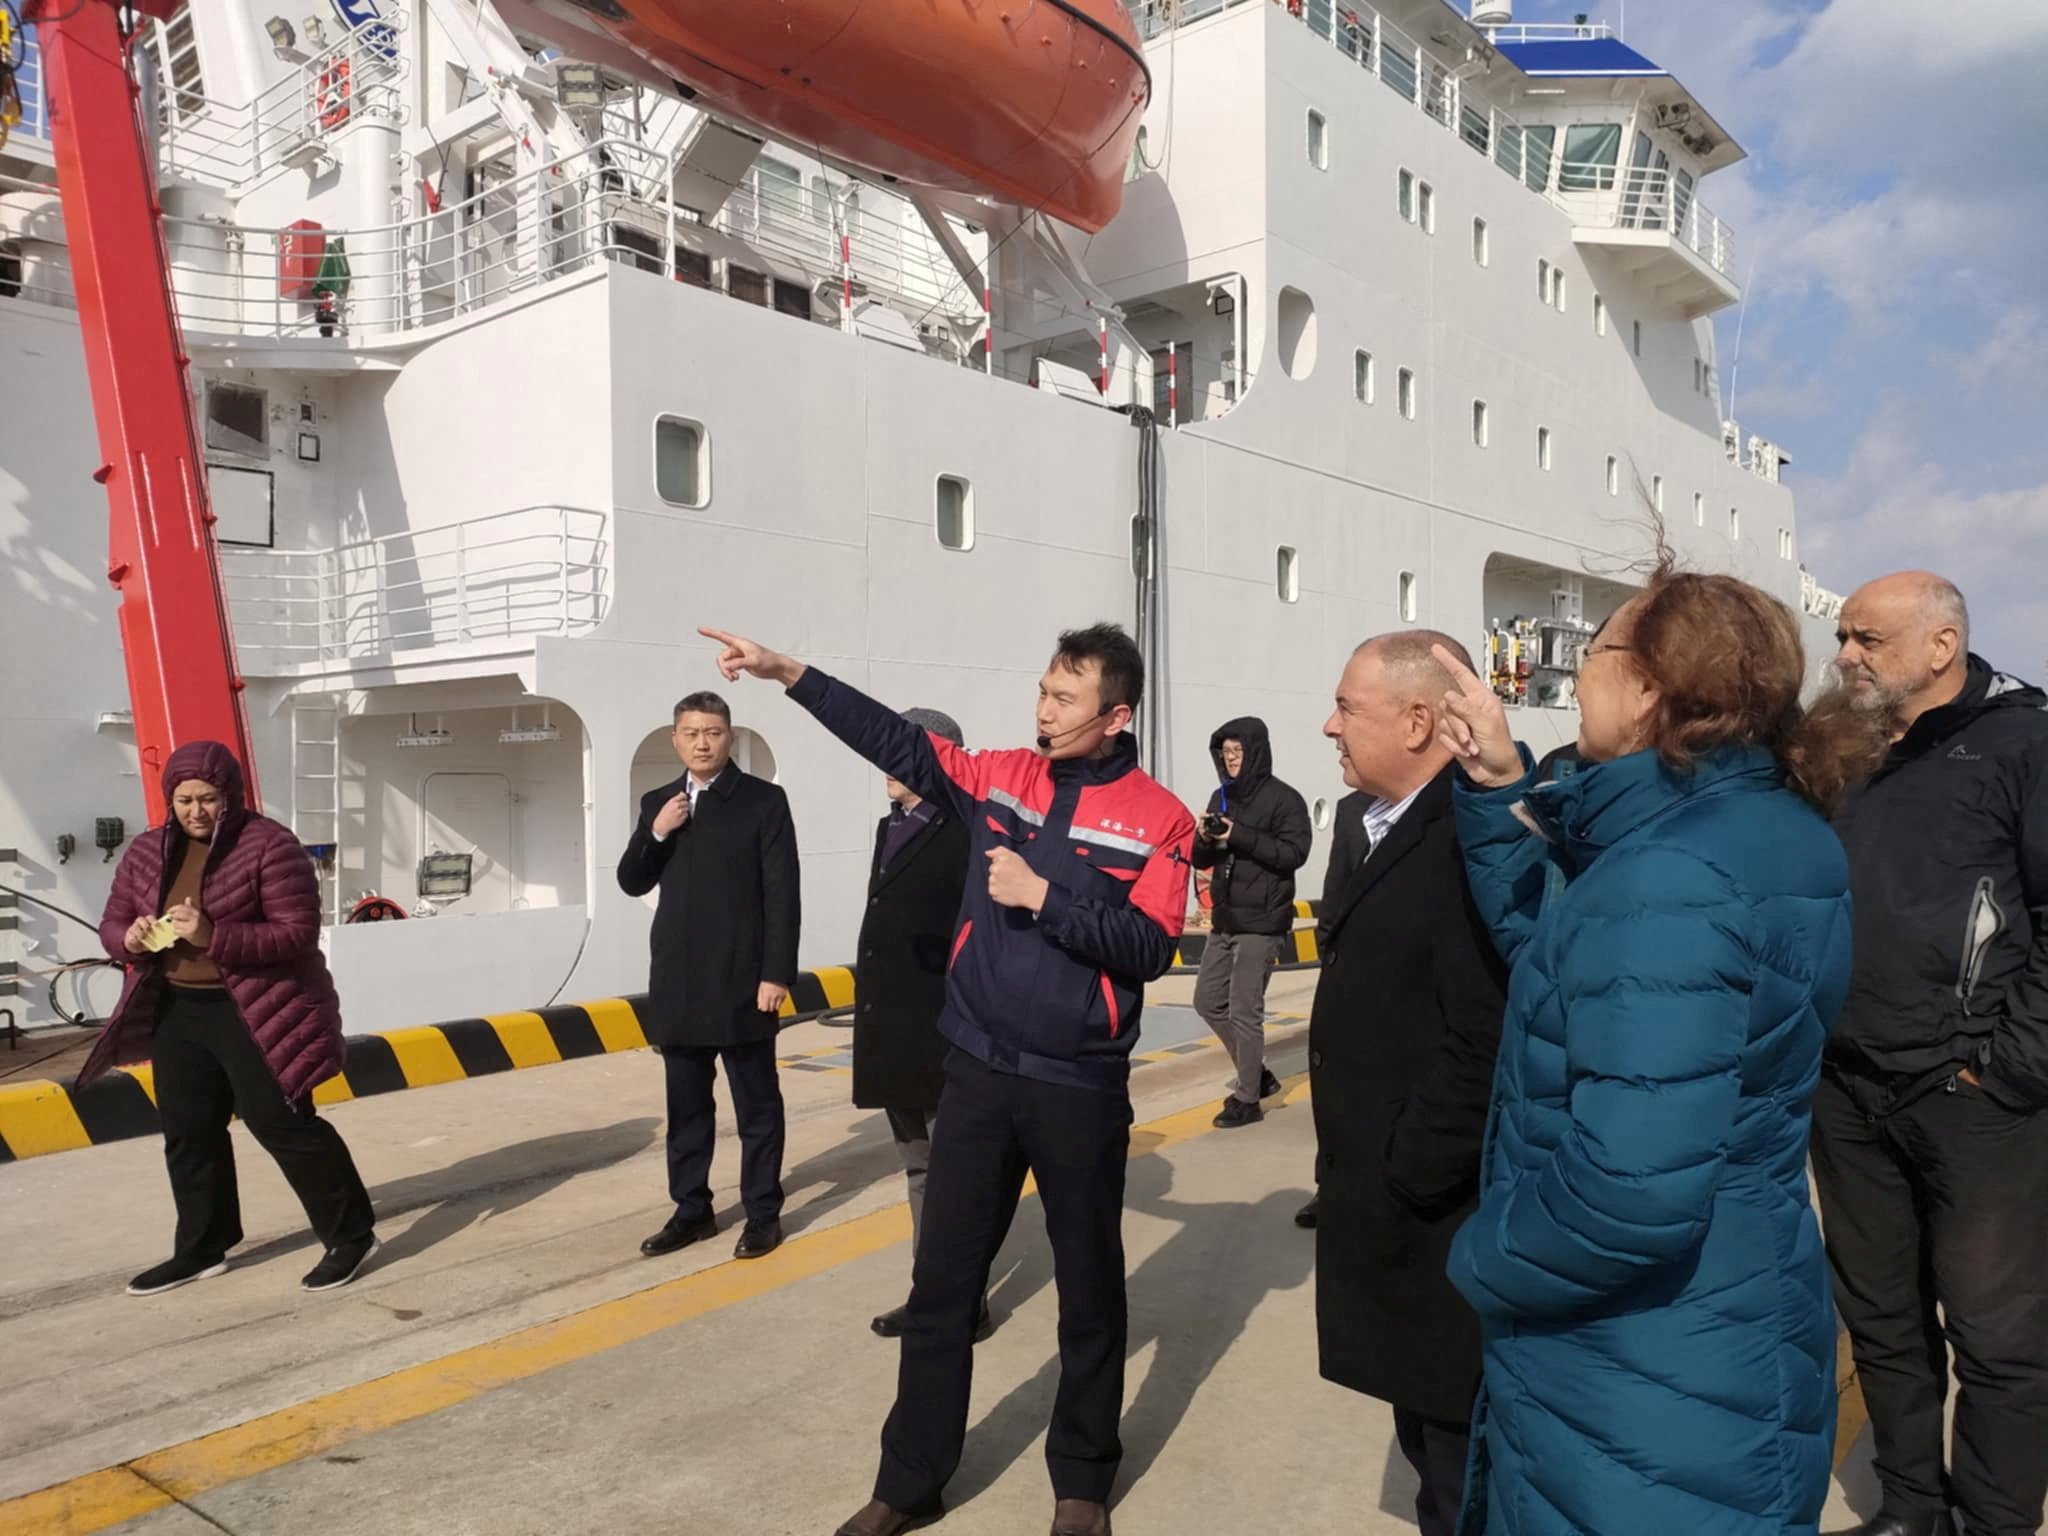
[1450,745,1852,1536]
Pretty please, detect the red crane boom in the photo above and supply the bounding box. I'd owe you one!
[27,0,260,821]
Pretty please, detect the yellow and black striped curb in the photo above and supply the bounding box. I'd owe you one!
[0,967,855,1164]
[0,897,1331,1163]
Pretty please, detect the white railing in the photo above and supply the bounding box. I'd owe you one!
[1121,0,1738,277]
[1549,163,1734,275]
[219,505,610,668]
[1478,22,1614,43]
[145,19,406,188]
[136,137,981,343]
[9,28,49,143]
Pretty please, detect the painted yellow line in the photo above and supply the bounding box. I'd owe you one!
[0,1074,1310,1533]
[0,1080,91,1157]
[485,1011,564,1071]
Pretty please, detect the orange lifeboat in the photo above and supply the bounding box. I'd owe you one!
[563,0,1151,232]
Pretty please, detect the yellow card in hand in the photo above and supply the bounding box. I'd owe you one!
[141,918,178,953]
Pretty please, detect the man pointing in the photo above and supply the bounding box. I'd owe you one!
[701,623,1195,1536]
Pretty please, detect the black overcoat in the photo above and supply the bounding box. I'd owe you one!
[852,805,970,1113]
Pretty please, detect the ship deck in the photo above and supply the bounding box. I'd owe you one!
[0,974,1915,1533]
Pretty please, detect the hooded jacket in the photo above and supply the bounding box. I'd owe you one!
[81,742,345,1100]
[1449,745,1851,1536]
[1829,654,2048,1110]
[1190,717,1311,937]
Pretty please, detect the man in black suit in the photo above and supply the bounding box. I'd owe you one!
[854,708,981,1341]
[618,691,801,1262]
[1294,786,1373,1230]
[1310,631,1509,1536]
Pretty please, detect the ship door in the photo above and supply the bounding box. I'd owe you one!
[421,772,516,912]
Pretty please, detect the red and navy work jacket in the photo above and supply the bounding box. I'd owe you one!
[789,667,1196,1093]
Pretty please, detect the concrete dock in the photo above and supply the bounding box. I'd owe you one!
[0,974,1924,1532]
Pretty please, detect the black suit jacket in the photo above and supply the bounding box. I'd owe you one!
[617,767,800,1049]
[1309,765,1508,1422]
[852,804,970,1113]
[1316,790,1372,949]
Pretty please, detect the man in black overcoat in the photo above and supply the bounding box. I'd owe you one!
[853,708,981,1341]
[1311,631,1509,1536]
[619,690,800,1262]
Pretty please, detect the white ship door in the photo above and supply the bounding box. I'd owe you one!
[422,772,516,913]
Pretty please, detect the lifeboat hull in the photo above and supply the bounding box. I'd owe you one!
[567,0,1150,232]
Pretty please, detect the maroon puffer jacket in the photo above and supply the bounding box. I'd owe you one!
[80,741,345,1101]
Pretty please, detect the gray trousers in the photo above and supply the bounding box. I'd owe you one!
[885,1105,936,1256]
[1193,930,1286,1104]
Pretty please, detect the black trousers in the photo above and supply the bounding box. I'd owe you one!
[153,987,374,1264]
[1810,1071,2048,1535]
[874,1050,1132,1511]
[660,1039,785,1226]
[1392,1407,1471,1536]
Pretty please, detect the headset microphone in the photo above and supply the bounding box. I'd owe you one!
[1036,705,1113,753]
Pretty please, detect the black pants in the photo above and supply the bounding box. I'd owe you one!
[874,1050,1132,1511]
[1810,1071,2048,1535]
[661,1039,785,1226]
[154,987,374,1264]
[1392,1407,1470,1536]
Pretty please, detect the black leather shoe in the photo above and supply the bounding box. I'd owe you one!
[833,1497,942,1535]
[1822,1514,1955,1536]
[872,1297,993,1341]
[1259,1066,1282,1099]
[1293,1194,1319,1229]
[1213,1096,1263,1129]
[1050,1498,1111,1536]
[639,1214,717,1257]
[734,1219,784,1259]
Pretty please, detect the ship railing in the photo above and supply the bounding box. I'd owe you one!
[219,505,611,669]
[1549,162,1735,275]
[1473,22,1615,43]
[8,27,49,144]
[1121,0,1737,278]
[135,18,407,190]
[140,136,983,343]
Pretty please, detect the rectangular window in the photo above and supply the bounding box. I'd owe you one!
[1632,318,1643,357]
[728,266,769,306]
[1537,426,1552,470]
[1538,258,1549,302]
[1276,545,1300,603]
[1652,474,1665,512]
[1558,122,1624,191]
[1399,570,1418,622]
[654,415,709,508]
[936,476,974,550]
[1593,294,1607,336]
[1353,349,1375,404]
[1472,217,1488,266]
[1397,368,1417,420]
[1472,399,1489,447]
[1693,491,1705,527]
[1551,266,1567,311]
[1398,168,1416,223]
[1606,455,1620,496]
[755,157,803,214]
[205,382,268,458]
[1418,181,1436,234]
[1729,506,1740,541]
[1779,528,1793,560]
[1307,109,1329,170]
[1150,341,1193,425]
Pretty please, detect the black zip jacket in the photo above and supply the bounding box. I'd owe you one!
[1191,716,1311,937]
[1830,655,2048,1110]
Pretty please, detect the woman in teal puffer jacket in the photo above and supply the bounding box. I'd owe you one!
[1431,567,1888,1536]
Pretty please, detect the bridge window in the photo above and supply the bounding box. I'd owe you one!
[1307,110,1329,170]
[1277,545,1300,603]
[936,476,974,551]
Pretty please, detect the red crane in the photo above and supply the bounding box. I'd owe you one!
[25,0,260,821]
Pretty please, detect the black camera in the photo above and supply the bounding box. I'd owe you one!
[1201,813,1228,838]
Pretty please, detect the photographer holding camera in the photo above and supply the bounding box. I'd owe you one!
[1193,717,1311,1128]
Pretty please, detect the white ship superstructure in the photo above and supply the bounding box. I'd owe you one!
[0,0,1829,1032]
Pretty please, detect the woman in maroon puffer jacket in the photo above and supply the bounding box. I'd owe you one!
[85,740,379,1297]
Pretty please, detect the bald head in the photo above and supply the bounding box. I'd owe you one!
[1356,630,1475,709]
[1836,570,1971,730]
[1326,631,1472,800]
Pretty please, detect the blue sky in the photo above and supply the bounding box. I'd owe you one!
[1517,0,2048,677]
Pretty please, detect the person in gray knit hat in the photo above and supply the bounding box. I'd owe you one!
[856,708,990,1341]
